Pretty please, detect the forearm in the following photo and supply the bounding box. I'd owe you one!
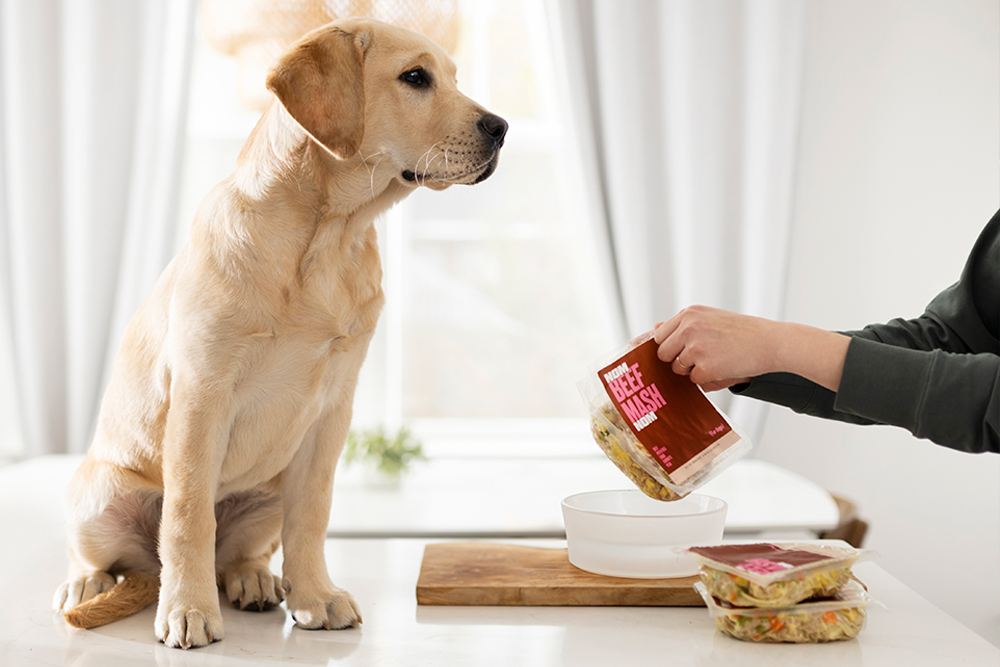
[765,323,851,392]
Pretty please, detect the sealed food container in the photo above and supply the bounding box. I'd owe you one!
[689,542,864,607]
[694,579,875,643]
[578,331,751,501]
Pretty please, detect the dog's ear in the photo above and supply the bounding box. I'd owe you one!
[266,24,372,159]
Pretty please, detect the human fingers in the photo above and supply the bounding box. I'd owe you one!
[652,313,682,345]
[655,311,701,375]
[672,355,695,376]
[657,331,692,375]
[654,314,686,365]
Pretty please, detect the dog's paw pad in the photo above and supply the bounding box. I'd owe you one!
[223,565,284,612]
[156,607,224,649]
[54,571,116,611]
[289,587,362,630]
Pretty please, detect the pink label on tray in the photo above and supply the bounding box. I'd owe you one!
[738,558,795,575]
[689,544,835,573]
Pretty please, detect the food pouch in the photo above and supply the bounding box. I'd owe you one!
[694,578,876,643]
[688,542,864,607]
[577,331,751,501]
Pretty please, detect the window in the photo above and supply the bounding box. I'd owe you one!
[177,0,614,458]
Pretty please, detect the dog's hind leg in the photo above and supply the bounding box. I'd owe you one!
[55,459,163,624]
[214,486,285,612]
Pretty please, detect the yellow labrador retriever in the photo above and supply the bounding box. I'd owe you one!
[53,18,506,649]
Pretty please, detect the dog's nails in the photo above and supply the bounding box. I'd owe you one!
[282,578,291,593]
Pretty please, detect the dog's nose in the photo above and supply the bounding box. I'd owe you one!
[478,113,508,147]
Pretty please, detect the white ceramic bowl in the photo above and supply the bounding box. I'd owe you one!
[561,490,727,578]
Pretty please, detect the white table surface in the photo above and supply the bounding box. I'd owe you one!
[6,456,995,666]
[2,534,998,666]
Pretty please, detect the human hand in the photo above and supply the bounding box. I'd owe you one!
[652,305,850,392]
[652,306,779,391]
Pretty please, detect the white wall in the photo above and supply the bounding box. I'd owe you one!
[756,0,999,647]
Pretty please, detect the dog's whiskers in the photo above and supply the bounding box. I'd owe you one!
[407,142,498,186]
[413,142,443,185]
[357,151,387,200]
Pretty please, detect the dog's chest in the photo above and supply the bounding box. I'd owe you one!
[218,237,384,491]
[218,326,377,492]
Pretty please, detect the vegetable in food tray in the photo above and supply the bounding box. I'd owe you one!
[695,579,874,643]
[689,543,864,608]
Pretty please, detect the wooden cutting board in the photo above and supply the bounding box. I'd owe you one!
[415,542,703,607]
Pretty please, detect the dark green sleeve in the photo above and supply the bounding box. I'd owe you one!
[729,309,973,429]
[833,336,999,453]
[730,371,875,425]
[732,210,1000,454]
[732,326,1000,453]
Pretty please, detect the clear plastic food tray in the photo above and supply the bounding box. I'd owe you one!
[689,542,866,607]
[695,579,876,643]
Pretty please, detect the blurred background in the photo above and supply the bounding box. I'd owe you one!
[0,0,996,647]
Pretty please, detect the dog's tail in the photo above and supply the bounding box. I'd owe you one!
[63,571,160,629]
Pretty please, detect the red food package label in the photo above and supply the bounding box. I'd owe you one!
[688,544,833,575]
[598,338,741,485]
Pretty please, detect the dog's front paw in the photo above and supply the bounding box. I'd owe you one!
[155,598,224,649]
[53,571,116,611]
[223,562,285,612]
[288,586,362,630]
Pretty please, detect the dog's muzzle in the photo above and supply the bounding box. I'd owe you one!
[402,112,508,185]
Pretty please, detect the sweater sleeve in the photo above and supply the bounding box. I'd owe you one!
[732,208,1000,453]
[834,336,999,453]
[828,210,999,453]
[729,309,970,427]
[733,312,1000,453]
[730,372,874,425]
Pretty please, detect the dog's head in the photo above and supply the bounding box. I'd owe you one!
[266,18,507,190]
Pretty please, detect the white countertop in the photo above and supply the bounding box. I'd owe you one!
[2,455,995,666]
[2,536,998,666]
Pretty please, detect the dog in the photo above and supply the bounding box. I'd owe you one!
[52,18,506,649]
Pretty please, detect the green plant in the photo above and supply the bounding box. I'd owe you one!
[343,425,425,477]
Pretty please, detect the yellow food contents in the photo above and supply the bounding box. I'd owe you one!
[700,566,852,608]
[589,403,684,502]
[714,605,866,643]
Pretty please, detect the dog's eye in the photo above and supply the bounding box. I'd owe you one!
[399,68,430,88]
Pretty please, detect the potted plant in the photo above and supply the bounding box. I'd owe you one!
[343,425,425,486]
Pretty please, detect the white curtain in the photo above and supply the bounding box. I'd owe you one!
[547,0,809,443]
[0,0,196,457]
